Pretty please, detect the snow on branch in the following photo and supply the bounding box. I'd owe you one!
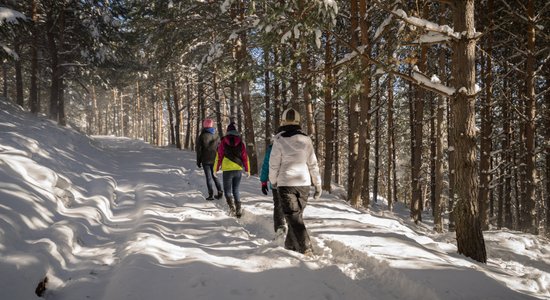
[411,68,456,96]
[1,44,19,60]
[412,32,451,44]
[0,7,26,25]
[392,9,461,40]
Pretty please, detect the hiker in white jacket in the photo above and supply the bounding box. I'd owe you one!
[269,108,321,256]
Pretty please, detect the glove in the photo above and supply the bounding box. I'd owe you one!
[197,162,202,168]
[313,186,322,200]
[261,182,268,195]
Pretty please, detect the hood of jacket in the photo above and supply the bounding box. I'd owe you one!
[223,133,242,147]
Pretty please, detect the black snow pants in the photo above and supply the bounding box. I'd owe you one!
[272,188,286,232]
[277,186,312,254]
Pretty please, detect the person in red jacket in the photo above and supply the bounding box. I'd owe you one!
[214,122,250,218]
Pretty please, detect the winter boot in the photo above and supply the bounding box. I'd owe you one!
[226,197,236,215]
[235,201,242,218]
[205,192,214,201]
[215,190,224,199]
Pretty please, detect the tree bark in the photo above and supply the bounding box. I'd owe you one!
[387,75,395,211]
[545,61,550,232]
[323,31,334,193]
[47,12,60,123]
[29,0,40,114]
[351,0,371,208]
[273,49,281,131]
[411,3,428,223]
[210,69,222,141]
[171,76,182,149]
[451,0,487,263]
[184,76,192,149]
[348,0,360,202]
[303,48,316,139]
[264,48,271,147]
[434,8,446,231]
[165,82,175,145]
[14,41,24,107]
[2,62,7,98]
[503,85,513,228]
[478,0,494,230]
[236,0,258,174]
[373,78,380,203]
[520,0,538,234]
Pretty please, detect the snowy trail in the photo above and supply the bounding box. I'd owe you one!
[1,100,548,299]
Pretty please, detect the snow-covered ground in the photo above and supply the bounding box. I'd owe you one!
[0,99,548,300]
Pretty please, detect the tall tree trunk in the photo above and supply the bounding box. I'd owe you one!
[29,0,40,114]
[236,0,258,174]
[264,48,271,147]
[411,3,428,222]
[47,14,59,122]
[323,31,334,193]
[430,94,436,215]
[348,0,360,202]
[451,0,487,263]
[478,0,494,230]
[351,0,371,208]
[373,78,380,203]
[57,8,66,126]
[159,97,164,146]
[289,41,299,109]
[434,10,446,231]
[2,62,8,98]
[185,76,192,149]
[545,62,550,232]
[136,82,143,139]
[447,95,456,231]
[171,77,182,149]
[91,85,98,134]
[387,75,395,211]
[520,0,538,234]
[281,46,288,112]
[303,48,316,139]
[497,161,504,229]
[165,83,175,145]
[198,73,205,136]
[14,41,24,107]
[119,90,125,136]
[273,49,281,131]
[229,79,236,120]
[334,89,341,186]
[503,88,513,228]
[212,69,223,140]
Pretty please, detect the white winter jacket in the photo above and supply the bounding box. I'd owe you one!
[268,128,321,189]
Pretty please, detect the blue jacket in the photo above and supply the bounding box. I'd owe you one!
[260,144,272,183]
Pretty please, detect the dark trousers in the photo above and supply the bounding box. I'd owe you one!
[272,188,286,232]
[222,170,242,202]
[278,186,312,253]
[202,164,222,196]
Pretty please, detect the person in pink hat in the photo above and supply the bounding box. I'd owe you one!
[196,118,223,200]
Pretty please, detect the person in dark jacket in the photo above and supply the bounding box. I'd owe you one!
[214,122,250,218]
[260,133,287,235]
[196,118,223,200]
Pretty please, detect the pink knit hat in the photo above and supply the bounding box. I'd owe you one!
[203,119,214,128]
